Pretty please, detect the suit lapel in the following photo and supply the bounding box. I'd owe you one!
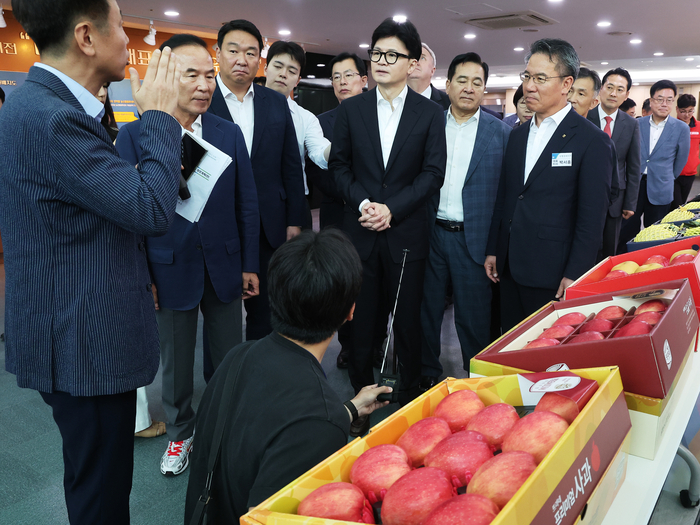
[463,115,495,186]
[611,110,624,142]
[251,84,267,160]
[385,90,421,173]
[639,117,651,158]
[209,82,232,123]
[201,113,224,150]
[649,118,673,159]
[523,110,578,191]
[359,89,384,171]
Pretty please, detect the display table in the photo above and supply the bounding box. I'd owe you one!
[601,351,700,524]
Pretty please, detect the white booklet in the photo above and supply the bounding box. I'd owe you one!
[176,130,232,223]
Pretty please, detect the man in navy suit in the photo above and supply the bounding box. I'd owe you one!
[116,34,259,477]
[330,18,446,432]
[619,80,691,250]
[207,19,305,341]
[485,38,614,331]
[420,53,511,389]
[0,0,182,522]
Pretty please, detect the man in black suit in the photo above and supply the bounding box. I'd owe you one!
[588,68,642,258]
[485,38,614,331]
[329,18,446,432]
[208,19,305,341]
[407,42,450,110]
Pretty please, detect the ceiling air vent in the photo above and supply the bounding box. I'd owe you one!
[465,11,558,30]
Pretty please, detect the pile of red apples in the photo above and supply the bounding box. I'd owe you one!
[523,299,667,349]
[298,387,585,525]
[601,248,697,281]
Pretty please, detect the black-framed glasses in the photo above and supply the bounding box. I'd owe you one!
[368,49,410,64]
[520,71,567,85]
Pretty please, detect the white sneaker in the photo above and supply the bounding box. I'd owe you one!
[160,435,194,476]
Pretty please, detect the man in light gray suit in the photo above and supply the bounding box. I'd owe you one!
[587,67,641,257]
[619,79,691,250]
[420,53,511,389]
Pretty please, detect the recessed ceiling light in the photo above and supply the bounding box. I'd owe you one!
[484,91,488,94]
[307,75,316,78]
[654,52,664,56]
[278,29,291,36]
[597,21,611,27]
[548,0,563,2]
[393,15,407,23]
[630,39,642,44]
[686,58,695,61]
[601,62,609,65]
[359,43,369,48]
[633,82,639,86]
[435,76,442,80]
[164,10,179,16]
[317,63,325,67]
[514,47,524,51]
[464,33,476,39]
[512,86,519,89]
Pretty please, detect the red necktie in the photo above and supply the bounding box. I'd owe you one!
[603,116,612,138]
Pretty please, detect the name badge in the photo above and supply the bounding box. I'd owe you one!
[552,152,572,167]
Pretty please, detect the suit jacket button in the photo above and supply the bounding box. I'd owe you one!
[518,195,524,200]
[138,241,145,251]
[147,283,153,292]
[382,184,388,188]
[196,244,202,250]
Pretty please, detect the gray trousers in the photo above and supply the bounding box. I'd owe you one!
[157,271,242,441]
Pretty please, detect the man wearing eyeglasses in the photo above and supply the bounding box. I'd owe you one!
[618,80,691,250]
[672,94,699,208]
[485,38,614,331]
[329,18,446,431]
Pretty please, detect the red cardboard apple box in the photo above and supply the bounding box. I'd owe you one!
[565,237,700,317]
[243,368,630,525]
[472,280,698,400]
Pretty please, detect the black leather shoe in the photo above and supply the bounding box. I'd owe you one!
[373,347,384,369]
[349,415,370,437]
[419,375,439,392]
[336,348,349,369]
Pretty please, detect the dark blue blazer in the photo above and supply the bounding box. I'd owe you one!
[329,87,446,263]
[0,66,182,396]
[116,113,260,311]
[208,82,304,249]
[429,110,512,265]
[306,107,343,201]
[486,108,614,289]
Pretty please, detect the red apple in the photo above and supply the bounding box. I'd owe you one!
[630,311,662,326]
[602,270,628,281]
[579,318,614,333]
[424,431,494,486]
[298,482,375,523]
[635,299,667,315]
[422,494,499,525]
[466,451,538,509]
[595,305,627,320]
[535,392,580,424]
[670,249,697,263]
[381,467,454,525]
[502,411,569,464]
[613,320,652,338]
[644,255,669,267]
[349,444,411,500]
[434,390,486,433]
[466,403,520,450]
[396,417,452,468]
[671,254,696,265]
[552,312,587,326]
[566,331,605,343]
[538,325,575,339]
[524,338,561,349]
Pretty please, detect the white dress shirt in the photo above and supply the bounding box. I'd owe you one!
[34,63,105,122]
[420,84,432,99]
[597,104,618,136]
[288,98,331,195]
[216,75,254,155]
[644,115,669,174]
[437,108,480,221]
[524,103,572,183]
[181,114,203,139]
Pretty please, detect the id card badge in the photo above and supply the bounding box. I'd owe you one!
[551,152,572,167]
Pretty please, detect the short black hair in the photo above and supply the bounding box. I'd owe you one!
[619,98,636,111]
[526,38,580,80]
[512,84,524,106]
[642,98,651,112]
[446,52,489,84]
[160,34,208,53]
[266,40,306,71]
[0,86,5,104]
[678,94,696,109]
[602,67,632,92]
[253,76,267,86]
[650,79,677,98]
[577,67,601,94]
[217,19,263,54]
[329,52,367,77]
[12,0,110,54]
[370,18,422,61]
[268,229,362,345]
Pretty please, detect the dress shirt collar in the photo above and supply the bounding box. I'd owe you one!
[598,104,618,123]
[34,62,105,122]
[181,114,203,137]
[447,106,481,127]
[650,115,669,128]
[287,97,298,113]
[420,84,432,99]
[377,84,408,111]
[531,102,571,130]
[217,74,255,103]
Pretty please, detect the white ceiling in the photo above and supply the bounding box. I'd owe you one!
[116,0,700,88]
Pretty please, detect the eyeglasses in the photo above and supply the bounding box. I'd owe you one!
[652,97,676,105]
[520,72,567,85]
[331,71,362,83]
[368,49,410,65]
[678,108,696,115]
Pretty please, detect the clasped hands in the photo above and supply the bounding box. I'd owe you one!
[359,202,392,231]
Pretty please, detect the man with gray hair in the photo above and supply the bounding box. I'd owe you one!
[568,67,601,117]
[408,42,450,109]
[485,38,614,330]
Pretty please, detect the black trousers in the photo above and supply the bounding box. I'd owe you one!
[618,177,670,253]
[244,229,276,341]
[499,260,558,333]
[672,175,695,210]
[40,390,137,525]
